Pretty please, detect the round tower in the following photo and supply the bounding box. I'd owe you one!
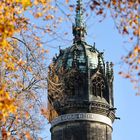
[47,0,116,140]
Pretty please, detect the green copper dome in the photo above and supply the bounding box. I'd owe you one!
[52,42,105,73]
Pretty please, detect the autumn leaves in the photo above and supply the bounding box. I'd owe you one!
[0,0,52,139]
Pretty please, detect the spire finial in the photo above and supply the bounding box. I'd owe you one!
[75,0,83,27]
[73,0,86,43]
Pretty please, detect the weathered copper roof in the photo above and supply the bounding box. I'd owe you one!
[53,42,105,73]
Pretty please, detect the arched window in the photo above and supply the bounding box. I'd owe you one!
[91,75,105,98]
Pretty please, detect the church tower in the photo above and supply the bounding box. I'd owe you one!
[47,0,116,139]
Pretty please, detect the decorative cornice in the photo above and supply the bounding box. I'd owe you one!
[59,100,115,121]
[51,113,112,128]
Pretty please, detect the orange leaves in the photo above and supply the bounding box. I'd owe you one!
[121,44,140,92]
[127,45,140,64]
[45,14,54,20]
[97,9,103,15]
[0,84,16,120]
[89,0,139,92]
[119,72,131,79]
[92,0,100,6]
[36,42,42,47]
[65,0,69,4]
[0,0,52,103]
[42,102,58,122]
[16,0,32,8]
[25,111,30,119]
[112,0,116,5]
[138,58,140,64]
[6,63,16,71]
[0,0,35,122]
[0,0,52,138]
[123,26,129,34]
[22,0,32,8]
[25,132,33,140]
[17,59,26,67]
[134,45,140,53]
[0,0,30,76]
[90,0,100,11]
[2,127,7,140]
[34,0,51,5]
[133,29,139,36]
[41,107,49,119]
[32,0,54,21]
[89,0,139,40]
[125,45,140,62]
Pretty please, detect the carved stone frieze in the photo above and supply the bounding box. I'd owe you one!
[51,113,112,128]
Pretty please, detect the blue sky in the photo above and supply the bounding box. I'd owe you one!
[96,17,140,140]
[26,1,140,139]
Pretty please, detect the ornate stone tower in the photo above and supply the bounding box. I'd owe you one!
[47,0,116,140]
